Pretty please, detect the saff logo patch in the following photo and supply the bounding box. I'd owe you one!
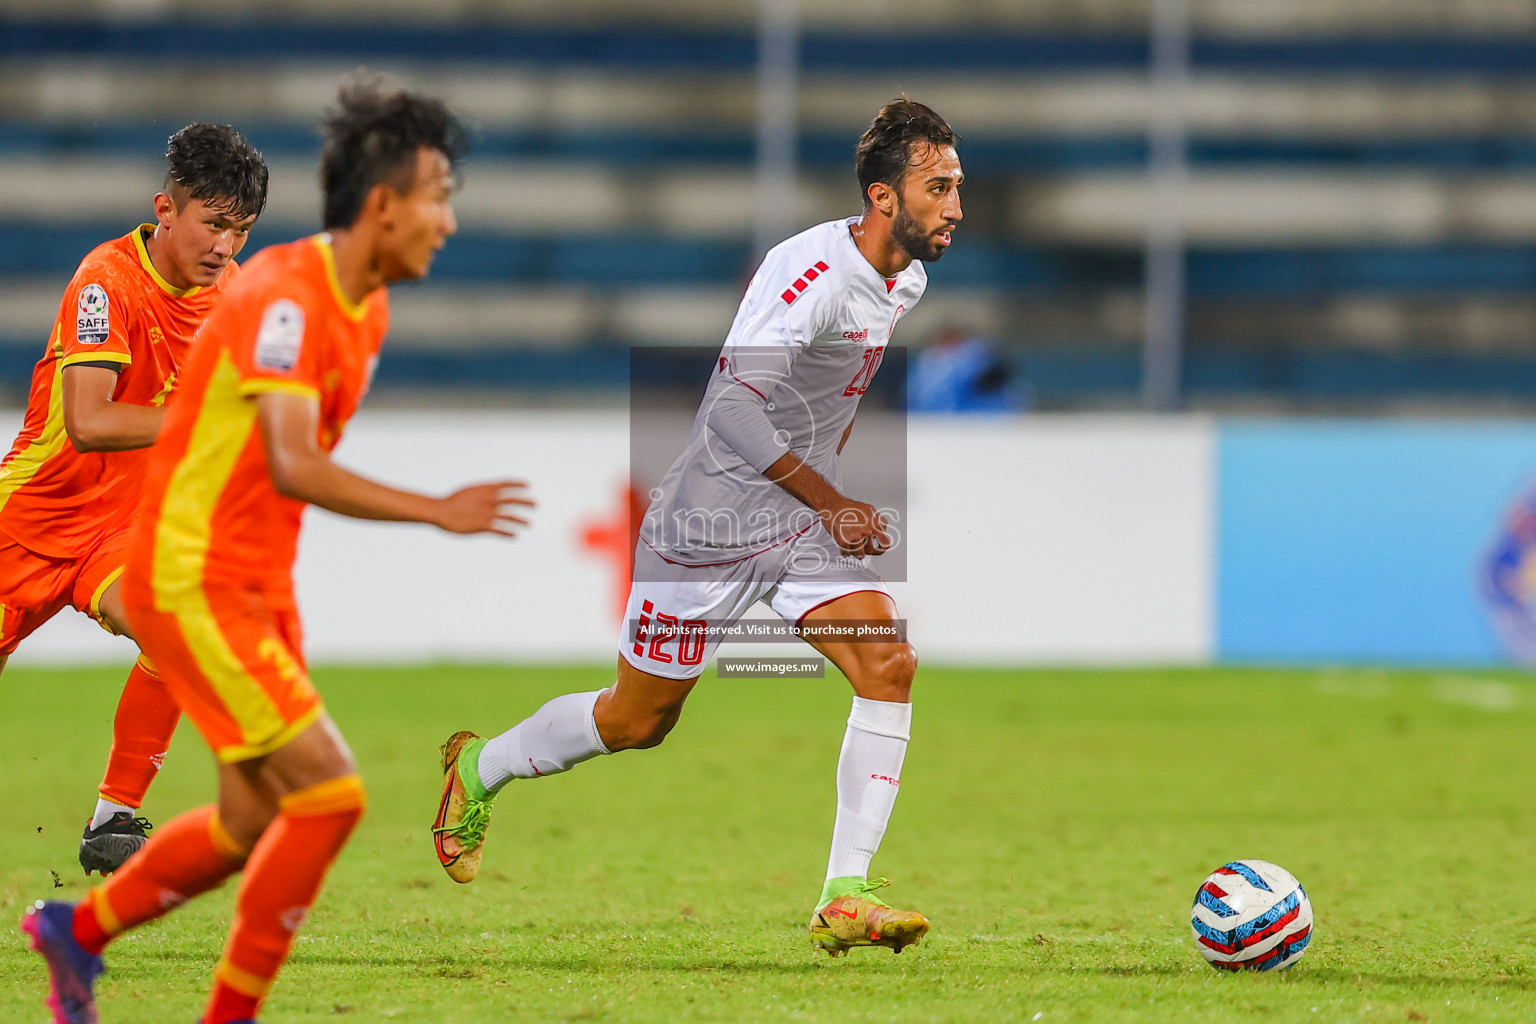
[254,299,304,372]
[76,283,110,344]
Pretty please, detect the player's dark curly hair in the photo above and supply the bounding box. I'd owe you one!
[319,77,469,230]
[854,98,957,208]
[164,123,269,220]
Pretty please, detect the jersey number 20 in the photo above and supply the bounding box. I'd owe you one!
[844,345,886,397]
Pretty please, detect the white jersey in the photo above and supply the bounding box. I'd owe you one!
[640,217,926,568]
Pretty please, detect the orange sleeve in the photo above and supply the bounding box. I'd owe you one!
[56,262,139,370]
[229,287,327,401]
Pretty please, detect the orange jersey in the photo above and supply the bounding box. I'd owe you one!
[0,226,239,558]
[128,234,387,596]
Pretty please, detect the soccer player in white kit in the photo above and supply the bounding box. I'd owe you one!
[434,98,963,956]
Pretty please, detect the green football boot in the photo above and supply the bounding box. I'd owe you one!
[809,876,929,956]
[432,731,496,883]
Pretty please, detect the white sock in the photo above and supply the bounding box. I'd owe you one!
[478,689,611,793]
[90,798,136,830]
[824,696,911,883]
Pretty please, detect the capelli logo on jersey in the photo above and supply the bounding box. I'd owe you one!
[870,774,900,786]
[76,283,110,344]
[841,329,869,341]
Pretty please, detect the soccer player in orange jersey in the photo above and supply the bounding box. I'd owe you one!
[0,124,268,875]
[19,81,533,1024]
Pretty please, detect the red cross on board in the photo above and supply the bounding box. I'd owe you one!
[578,481,648,623]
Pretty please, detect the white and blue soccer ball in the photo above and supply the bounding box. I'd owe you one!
[1190,860,1312,971]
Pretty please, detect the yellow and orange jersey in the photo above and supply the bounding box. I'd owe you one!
[0,226,240,558]
[127,234,388,597]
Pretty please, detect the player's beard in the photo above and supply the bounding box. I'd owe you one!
[891,197,948,263]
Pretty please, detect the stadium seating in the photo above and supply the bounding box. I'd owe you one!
[3,0,1536,406]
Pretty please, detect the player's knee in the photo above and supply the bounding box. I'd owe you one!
[280,773,368,837]
[609,703,683,751]
[95,586,135,641]
[629,713,680,750]
[207,810,253,866]
[863,643,917,702]
[220,801,280,852]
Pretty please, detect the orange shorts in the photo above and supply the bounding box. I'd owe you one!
[123,583,322,763]
[0,528,129,655]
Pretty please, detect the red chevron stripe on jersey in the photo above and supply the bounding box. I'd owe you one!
[781,261,831,305]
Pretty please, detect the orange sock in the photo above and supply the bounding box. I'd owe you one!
[98,656,182,808]
[73,804,248,955]
[204,774,366,1024]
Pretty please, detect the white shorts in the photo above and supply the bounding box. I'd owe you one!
[619,531,891,680]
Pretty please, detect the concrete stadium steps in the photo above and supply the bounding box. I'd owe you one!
[0,22,1140,70]
[0,340,1532,410]
[6,280,1009,350]
[10,65,1536,139]
[9,154,1536,246]
[1017,348,1536,404]
[10,18,1536,71]
[8,120,1536,173]
[6,265,1536,362]
[8,0,1536,36]
[1016,172,1536,245]
[1193,297,1536,355]
[0,272,1009,350]
[971,293,1536,355]
[0,156,854,235]
[8,222,1536,295]
[6,10,1536,404]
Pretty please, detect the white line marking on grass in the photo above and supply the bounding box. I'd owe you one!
[1314,669,1393,698]
[1431,676,1520,712]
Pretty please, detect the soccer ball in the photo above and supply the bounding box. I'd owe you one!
[1190,860,1312,971]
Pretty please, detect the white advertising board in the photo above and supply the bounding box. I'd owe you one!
[7,411,1214,667]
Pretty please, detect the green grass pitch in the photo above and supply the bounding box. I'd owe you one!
[3,663,1535,1022]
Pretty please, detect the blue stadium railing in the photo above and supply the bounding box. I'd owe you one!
[9,122,1536,173]
[8,225,1536,297]
[2,339,1532,403]
[8,19,1536,74]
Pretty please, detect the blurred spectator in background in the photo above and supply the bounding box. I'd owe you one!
[907,324,1026,414]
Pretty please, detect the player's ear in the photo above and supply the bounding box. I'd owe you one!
[152,192,176,231]
[362,181,397,226]
[867,181,896,218]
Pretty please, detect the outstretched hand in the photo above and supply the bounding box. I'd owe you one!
[435,481,535,537]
